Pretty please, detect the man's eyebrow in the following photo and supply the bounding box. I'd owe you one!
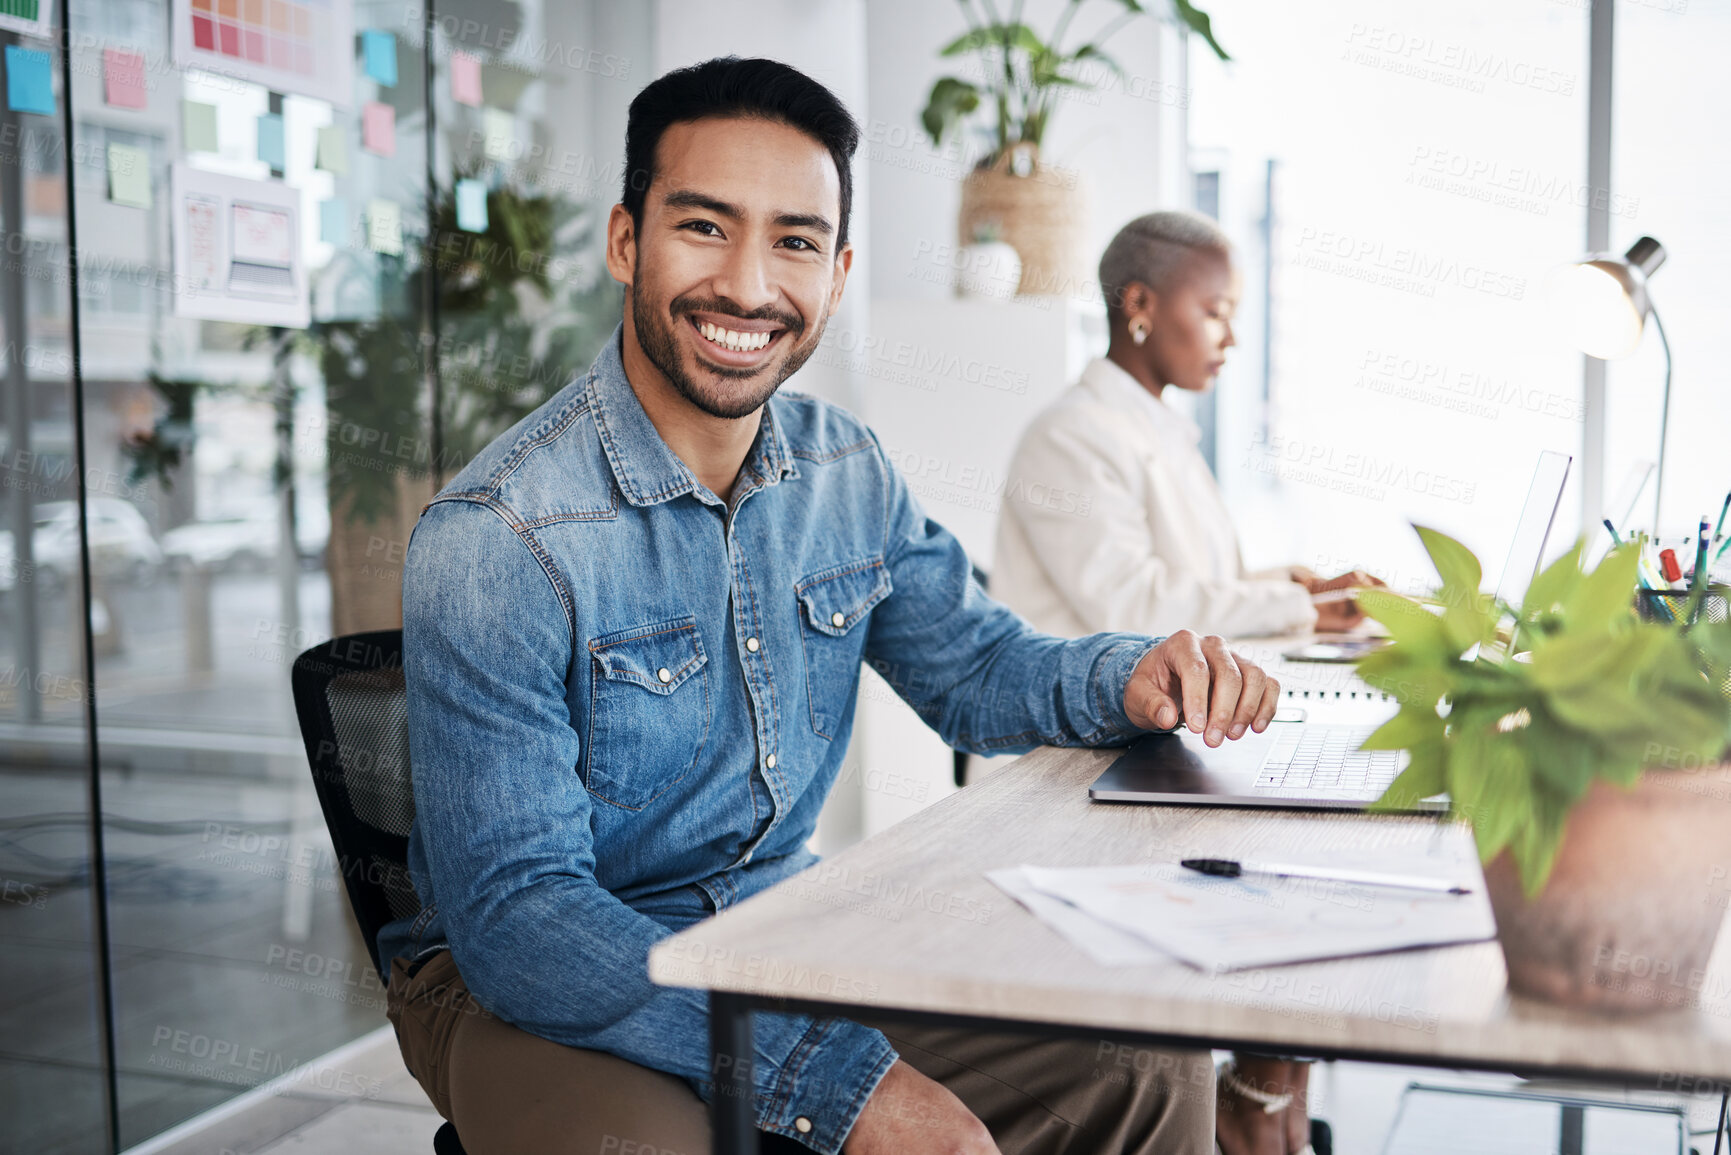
[661,189,744,218]
[661,189,834,237]
[772,211,834,236]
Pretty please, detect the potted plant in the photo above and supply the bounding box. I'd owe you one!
[1357,527,1731,1011]
[920,0,1228,297]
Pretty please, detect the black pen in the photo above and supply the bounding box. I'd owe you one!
[1180,857,1472,895]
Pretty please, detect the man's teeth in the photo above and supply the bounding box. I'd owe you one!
[697,321,773,352]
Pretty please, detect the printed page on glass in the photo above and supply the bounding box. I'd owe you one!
[171,163,310,327]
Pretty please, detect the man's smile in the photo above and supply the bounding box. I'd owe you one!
[684,311,791,369]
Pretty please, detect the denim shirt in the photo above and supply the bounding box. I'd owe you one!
[384,328,1159,1154]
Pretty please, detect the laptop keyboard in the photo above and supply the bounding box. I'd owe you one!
[1255,726,1403,795]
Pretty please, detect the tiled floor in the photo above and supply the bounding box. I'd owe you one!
[128,1028,443,1155]
[123,1030,1731,1154]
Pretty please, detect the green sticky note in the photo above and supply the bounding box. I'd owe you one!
[256,113,284,169]
[320,198,348,246]
[315,123,347,175]
[454,179,487,233]
[182,100,218,152]
[107,142,151,208]
[366,198,402,255]
[5,45,53,116]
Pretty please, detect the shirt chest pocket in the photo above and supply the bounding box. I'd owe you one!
[585,617,711,810]
[796,558,892,740]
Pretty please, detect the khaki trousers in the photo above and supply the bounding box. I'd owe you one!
[386,951,1214,1155]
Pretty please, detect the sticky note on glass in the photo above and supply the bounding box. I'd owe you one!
[455,178,487,233]
[362,29,397,87]
[316,123,347,175]
[183,100,218,151]
[103,48,147,109]
[320,198,348,246]
[5,46,53,116]
[481,108,514,161]
[367,198,403,255]
[362,101,395,157]
[450,51,482,106]
[107,143,151,208]
[256,113,285,169]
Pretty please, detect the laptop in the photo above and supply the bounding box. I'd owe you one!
[1088,451,1572,811]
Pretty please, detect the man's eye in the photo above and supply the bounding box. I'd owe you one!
[683,220,721,236]
[780,236,818,252]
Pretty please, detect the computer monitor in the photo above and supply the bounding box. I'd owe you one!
[1492,450,1572,612]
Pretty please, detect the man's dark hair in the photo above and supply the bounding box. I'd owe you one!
[622,56,861,248]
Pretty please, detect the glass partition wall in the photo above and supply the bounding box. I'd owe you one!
[5,1,638,1150]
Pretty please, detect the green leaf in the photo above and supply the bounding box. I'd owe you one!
[1067,43,1126,79]
[1414,525,1482,603]
[939,22,1047,58]
[1520,538,1585,622]
[1172,0,1230,61]
[1561,539,1641,633]
[1360,705,1445,751]
[920,76,982,147]
[1368,746,1445,812]
[1356,588,1450,654]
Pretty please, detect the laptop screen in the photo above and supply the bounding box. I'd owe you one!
[1492,450,1572,612]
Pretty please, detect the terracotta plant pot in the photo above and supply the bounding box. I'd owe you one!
[1483,768,1731,1012]
[956,147,1088,298]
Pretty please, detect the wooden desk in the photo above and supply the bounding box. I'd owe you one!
[650,744,1731,1154]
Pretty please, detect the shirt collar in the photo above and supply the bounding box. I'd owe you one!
[587,326,799,507]
[1080,356,1203,449]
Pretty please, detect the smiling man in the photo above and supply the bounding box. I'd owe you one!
[383,57,1279,1155]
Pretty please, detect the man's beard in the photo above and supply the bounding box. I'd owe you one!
[632,286,822,420]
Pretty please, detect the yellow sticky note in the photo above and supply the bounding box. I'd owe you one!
[316,124,347,175]
[367,198,402,255]
[108,143,151,208]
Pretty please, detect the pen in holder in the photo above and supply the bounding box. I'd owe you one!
[1635,584,1729,627]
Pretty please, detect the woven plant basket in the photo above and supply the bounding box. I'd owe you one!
[956,146,1089,298]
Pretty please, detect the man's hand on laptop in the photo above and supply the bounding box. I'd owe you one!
[845,1059,1002,1154]
[1124,631,1280,747]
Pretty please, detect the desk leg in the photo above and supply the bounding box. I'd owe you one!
[710,991,758,1155]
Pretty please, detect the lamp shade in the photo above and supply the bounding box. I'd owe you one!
[1547,236,1666,360]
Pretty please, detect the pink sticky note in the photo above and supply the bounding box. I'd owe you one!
[103,48,148,109]
[450,52,482,107]
[362,101,395,157]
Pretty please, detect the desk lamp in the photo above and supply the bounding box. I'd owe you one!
[1548,236,1670,530]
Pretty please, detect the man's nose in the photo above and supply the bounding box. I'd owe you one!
[1221,320,1237,350]
[709,242,777,314]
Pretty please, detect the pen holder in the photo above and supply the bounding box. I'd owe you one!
[1635,585,1729,626]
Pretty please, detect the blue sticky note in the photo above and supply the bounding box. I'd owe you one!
[5,46,54,116]
[320,198,348,246]
[256,113,285,170]
[363,30,398,87]
[455,179,488,234]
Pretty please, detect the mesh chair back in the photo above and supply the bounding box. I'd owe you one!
[290,630,419,981]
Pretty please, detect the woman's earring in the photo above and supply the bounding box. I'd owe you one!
[1131,322,1148,346]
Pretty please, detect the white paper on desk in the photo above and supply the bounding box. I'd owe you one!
[986,867,1169,967]
[1017,860,1496,973]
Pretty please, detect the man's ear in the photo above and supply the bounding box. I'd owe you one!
[604,203,637,288]
[826,243,854,317]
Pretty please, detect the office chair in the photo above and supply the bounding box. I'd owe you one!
[290,629,468,1155]
[291,631,806,1155]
